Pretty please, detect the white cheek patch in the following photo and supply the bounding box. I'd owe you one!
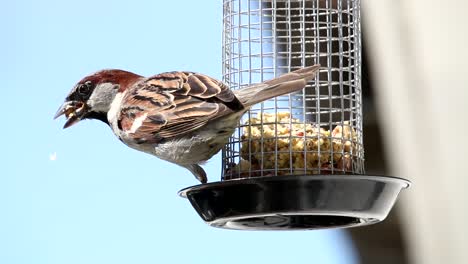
[88,83,117,113]
[129,113,148,133]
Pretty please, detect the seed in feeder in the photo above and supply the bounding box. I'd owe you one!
[226,112,358,178]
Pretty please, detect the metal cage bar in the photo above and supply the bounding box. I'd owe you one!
[222,0,364,180]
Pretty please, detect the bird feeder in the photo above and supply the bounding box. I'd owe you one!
[179,0,409,230]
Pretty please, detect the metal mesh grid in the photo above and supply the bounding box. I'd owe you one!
[222,0,364,180]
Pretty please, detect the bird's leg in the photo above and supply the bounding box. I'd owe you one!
[183,164,207,184]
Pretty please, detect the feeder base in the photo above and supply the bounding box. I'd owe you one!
[178,175,410,230]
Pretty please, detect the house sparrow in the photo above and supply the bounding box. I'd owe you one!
[55,65,320,183]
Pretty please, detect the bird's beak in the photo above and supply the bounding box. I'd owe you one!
[54,101,88,129]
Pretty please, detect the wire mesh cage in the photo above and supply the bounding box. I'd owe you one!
[222,0,364,180]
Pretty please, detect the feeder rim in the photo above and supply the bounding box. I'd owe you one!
[178,174,411,198]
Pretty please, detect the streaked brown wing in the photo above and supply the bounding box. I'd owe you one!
[117,71,244,143]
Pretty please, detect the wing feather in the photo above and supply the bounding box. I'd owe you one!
[117,72,244,143]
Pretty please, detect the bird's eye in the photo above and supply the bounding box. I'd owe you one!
[78,82,92,96]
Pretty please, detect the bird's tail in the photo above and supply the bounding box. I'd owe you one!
[233,64,320,107]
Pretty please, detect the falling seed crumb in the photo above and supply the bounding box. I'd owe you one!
[49,152,57,161]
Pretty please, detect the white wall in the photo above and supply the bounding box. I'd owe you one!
[362,1,468,263]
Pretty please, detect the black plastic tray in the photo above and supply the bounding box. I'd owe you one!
[179,175,410,230]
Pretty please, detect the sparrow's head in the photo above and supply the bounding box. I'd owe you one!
[55,69,142,128]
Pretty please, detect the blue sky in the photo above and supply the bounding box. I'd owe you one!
[1,1,358,263]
